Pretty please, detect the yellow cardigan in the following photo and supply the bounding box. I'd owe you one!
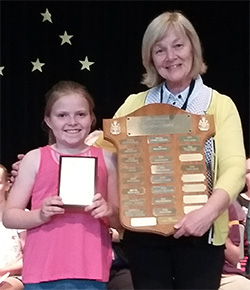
[96,89,246,245]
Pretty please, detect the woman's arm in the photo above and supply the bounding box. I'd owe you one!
[174,96,246,239]
[174,188,230,238]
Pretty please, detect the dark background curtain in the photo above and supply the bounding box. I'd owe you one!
[1,1,249,171]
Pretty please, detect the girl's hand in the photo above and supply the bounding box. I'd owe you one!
[85,193,111,219]
[39,195,65,222]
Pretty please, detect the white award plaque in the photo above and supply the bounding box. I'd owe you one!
[58,156,97,206]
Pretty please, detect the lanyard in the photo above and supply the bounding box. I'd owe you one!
[160,79,195,110]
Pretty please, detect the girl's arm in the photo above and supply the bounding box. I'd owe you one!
[0,257,23,276]
[0,230,26,276]
[3,149,64,229]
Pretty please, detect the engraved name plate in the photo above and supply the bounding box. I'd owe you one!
[151,165,173,174]
[127,115,192,136]
[152,196,174,205]
[150,155,172,163]
[181,164,204,172]
[122,188,145,195]
[151,175,173,184]
[148,136,171,143]
[152,185,174,194]
[122,198,145,206]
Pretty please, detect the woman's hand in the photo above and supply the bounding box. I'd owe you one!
[39,195,65,222]
[85,193,111,219]
[173,206,214,238]
[10,154,25,183]
[173,188,230,238]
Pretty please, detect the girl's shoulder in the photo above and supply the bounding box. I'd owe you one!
[19,147,41,173]
[23,147,41,161]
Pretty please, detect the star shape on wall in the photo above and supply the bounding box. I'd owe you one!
[41,8,52,23]
[0,66,5,76]
[31,58,45,72]
[59,31,73,45]
[79,57,95,71]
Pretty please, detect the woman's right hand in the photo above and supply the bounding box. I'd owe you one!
[10,154,25,183]
[39,195,65,222]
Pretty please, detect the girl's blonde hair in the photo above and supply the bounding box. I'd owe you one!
[0,164,10,199]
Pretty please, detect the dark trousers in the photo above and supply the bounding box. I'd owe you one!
[108,268,134,290]
[123,230,225,290]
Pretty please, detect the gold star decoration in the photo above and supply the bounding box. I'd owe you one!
[79,57,95,71]
[41,8,52,23]
[59,31,73,45]
[31,58,45,72]
[0,66,5,76]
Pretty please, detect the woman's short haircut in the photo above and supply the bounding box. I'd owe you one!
[141,11,207,88]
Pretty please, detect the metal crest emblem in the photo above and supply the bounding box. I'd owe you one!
[110,121,121,135]
[198,116,209,131]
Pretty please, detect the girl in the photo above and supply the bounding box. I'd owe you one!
[0,164,25,290]
[3,81,120,290]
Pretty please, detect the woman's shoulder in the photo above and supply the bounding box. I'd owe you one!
[211,90,235,105]
[208,89,238,114]
[114,89,150,118]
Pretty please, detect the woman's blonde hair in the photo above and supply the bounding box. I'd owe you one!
[141,11,207,87]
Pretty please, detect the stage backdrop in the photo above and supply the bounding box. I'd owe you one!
[0,1,249,170]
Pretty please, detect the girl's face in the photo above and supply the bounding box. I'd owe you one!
[0,168,10,197]
[152,27,193,92]
[45,93,94,151]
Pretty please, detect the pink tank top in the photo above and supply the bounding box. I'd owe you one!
[22,145,112,283]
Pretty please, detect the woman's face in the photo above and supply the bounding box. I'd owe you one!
[152,27,193,91]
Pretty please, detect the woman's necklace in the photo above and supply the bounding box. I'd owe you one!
[160,79,195,110]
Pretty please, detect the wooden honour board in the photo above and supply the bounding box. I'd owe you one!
[103,103,215,236]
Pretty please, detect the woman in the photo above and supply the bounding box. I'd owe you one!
[96,10,246,289]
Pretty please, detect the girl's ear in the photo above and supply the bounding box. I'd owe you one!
[44,116,52,129]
